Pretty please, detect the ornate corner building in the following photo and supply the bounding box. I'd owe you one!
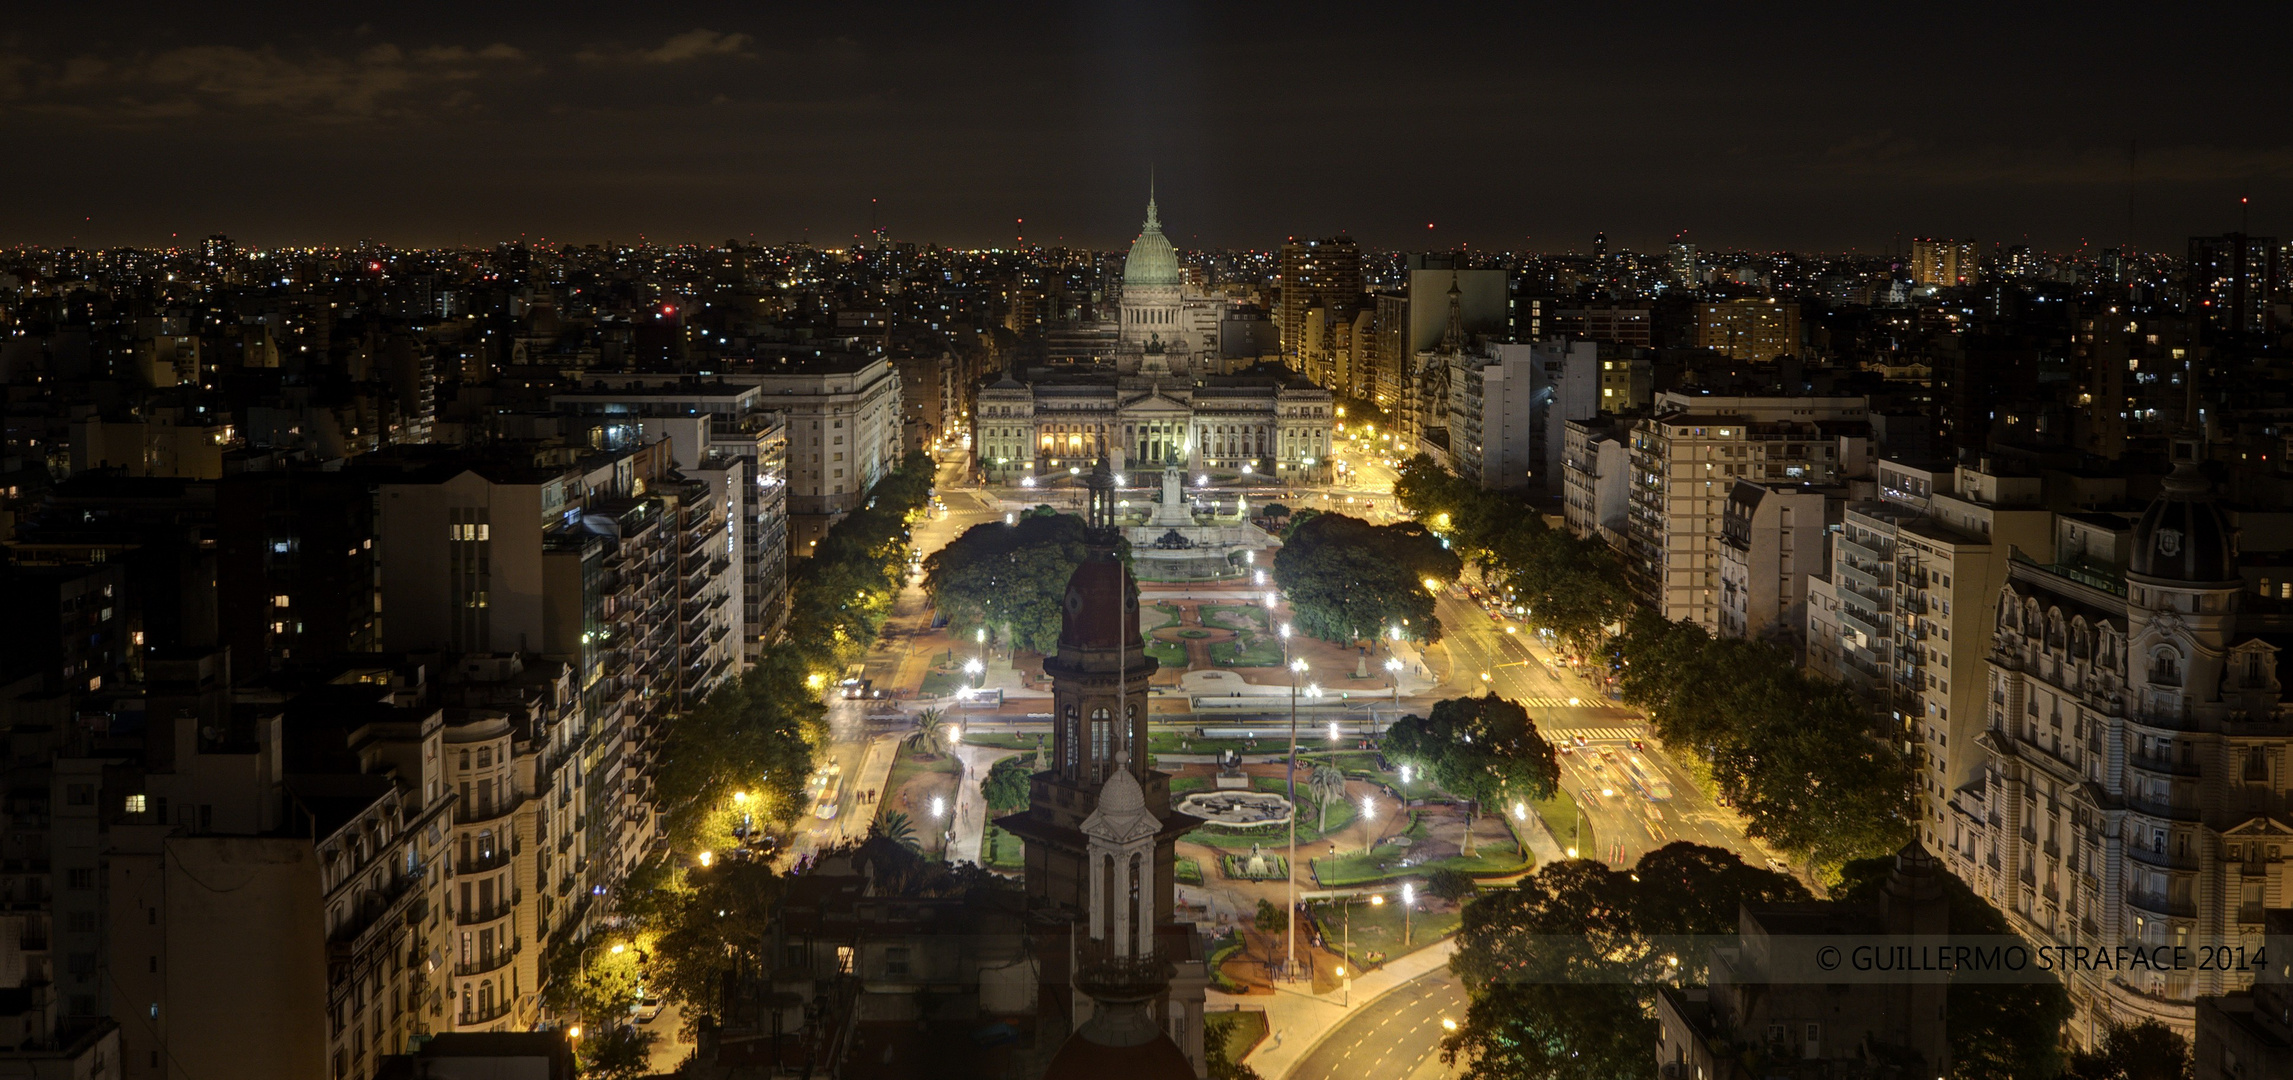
[1945,434,2293,1045]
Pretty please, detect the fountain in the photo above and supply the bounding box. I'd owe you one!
[1122,448,1273,581]
[1175,789,1293,828]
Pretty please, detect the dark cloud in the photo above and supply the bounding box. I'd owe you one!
[1,2,2289,251]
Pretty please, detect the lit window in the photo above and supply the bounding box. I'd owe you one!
[125,794,147,814]
[273,594,290,608]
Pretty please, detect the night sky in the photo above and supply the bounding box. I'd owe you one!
[5,2,2290,253]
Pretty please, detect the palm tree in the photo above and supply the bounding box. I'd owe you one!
[1308,764,1348,833]
[907,708,950,757]
[875,810,921,851]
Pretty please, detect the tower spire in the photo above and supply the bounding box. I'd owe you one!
[1144,169,1160,231]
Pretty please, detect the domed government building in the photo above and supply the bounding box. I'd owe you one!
[974,193,1337,486]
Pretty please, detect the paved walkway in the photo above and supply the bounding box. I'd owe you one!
[945,743,1017,864]
[1216,938,1460,1080]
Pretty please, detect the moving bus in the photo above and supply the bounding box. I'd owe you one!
[1623,754,1673,801]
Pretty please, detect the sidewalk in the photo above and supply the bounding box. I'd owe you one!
[944,743,1017,864]
[1216,938,1459,1080]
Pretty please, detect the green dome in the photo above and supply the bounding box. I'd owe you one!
[1122,197,1181,288]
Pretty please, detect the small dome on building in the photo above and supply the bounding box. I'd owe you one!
[2129,458,2236,584]
[1058,556,1142,652]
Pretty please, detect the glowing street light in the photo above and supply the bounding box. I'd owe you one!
[1196,474,1209,486]
[610,943,626,955]
[697,850,714,868]
[1422,578,1441,593]
[1020,476,1035,488]
[931,796,945,819]
[1327,721,1340,741]
[732,791,748,804]
[1281,624,1293,640]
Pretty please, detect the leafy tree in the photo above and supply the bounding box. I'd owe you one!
[906,707,953,757]
[981,754,1031,811]
[642,856,785,1033]
[1259,503,1290,522]
[1502,527,1634,659]
[1423,867,1477,904]
[653,649,825,852]
[1307,764,1348,832]
[1392,454,1534,570]
[1272,513,1460,644]
[1617,611,1913,870]
[784,451,934,670]
[540,932,644,1031]
[1383,696,1559,856]
[923,510,1102,654]
[1281,506,1322,539]
[1443,843,1806,1080]
[1254,897,1287,934]
[1830,855,2076,1080]
[577,1024,658,1080]
[875,810,921,852]
[2060,1020,2191,1080]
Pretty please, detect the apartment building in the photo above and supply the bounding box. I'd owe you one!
[735,355,901,554]
[1803,457,2054,852]
[1562,417,1630,548]
[1624,393,1872,629]
[549,379,792,652]
[1715,481,1838,647]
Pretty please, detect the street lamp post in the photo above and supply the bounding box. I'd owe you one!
[1337,892,1385,1007]
[1401,882,1416,947]
[1284,633,1306,984]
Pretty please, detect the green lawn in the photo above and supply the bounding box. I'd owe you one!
[1210,635,1287,667]
[984,825,1025,870]
[1169,776,1209,797]
[1533,788,1594,860]
[962,732,1041,751]
[919,670,963,697]
[878,743,963,844]
[1211,1009,1266,1062]
[1145,640,1189,667]
[1174,856,1204,885]
[1308,812,1531,887]
[1200,605,1269,632]
[1310,897,1464,969]
[1149,602,1183,631]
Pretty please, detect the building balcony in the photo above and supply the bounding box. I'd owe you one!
[456,899,517,928]
[455,1000,516,1028]
[1839,559,1891,592]
[455,850,512,876]
[2125,891,2195,919]
[454,946,519,979]
[1840,607,1889,648]
[453,794,523,829]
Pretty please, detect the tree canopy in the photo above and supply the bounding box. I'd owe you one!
[1383,694,1560,808]
[1617,611,1914,869]
[1444,843,1808,1080]
[652,648,825,851]
[784,449,936,669]
[923,510,1101,653]
[1271,512,1460,643]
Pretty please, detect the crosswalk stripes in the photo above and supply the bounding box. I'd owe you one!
[1517,695,1623,710]
[1545,726,1644,742]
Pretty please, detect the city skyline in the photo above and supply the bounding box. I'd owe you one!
[6,3,2292,250]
